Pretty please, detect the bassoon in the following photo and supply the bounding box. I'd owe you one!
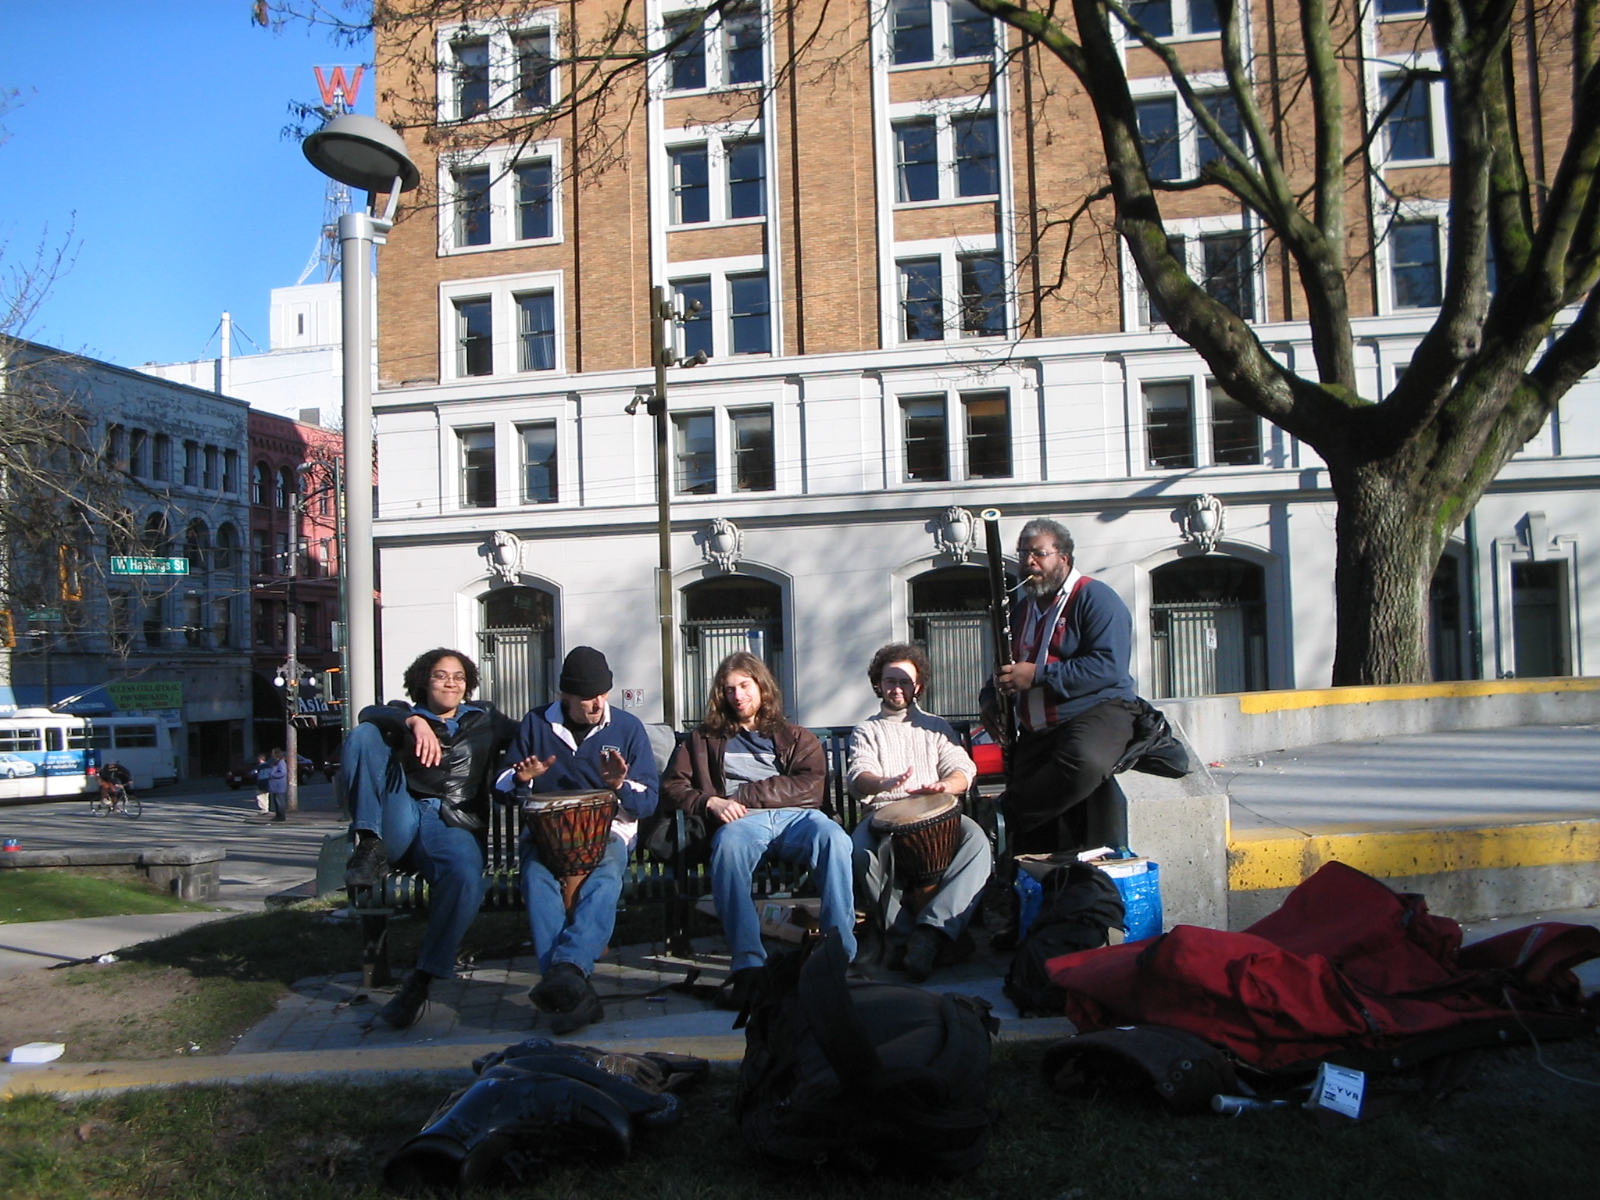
[980,508,1017,761]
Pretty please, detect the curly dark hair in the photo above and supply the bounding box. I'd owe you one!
[403,648,480,706]
[867,642,932,698]
[702,651,786,737]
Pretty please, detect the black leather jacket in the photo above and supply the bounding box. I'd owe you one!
[358,701,517,835]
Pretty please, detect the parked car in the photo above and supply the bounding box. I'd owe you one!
[0,753,38,779]
[224,756,314,789]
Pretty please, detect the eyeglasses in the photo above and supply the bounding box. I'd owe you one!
[429,672,468,684]
[1017,547,1060,561]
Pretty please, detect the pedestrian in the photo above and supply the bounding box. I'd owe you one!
[252,752,271,813]
[266,749,290,823]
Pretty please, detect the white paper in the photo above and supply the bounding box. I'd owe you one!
[1309,1062,1365,1118]
[9,1042,65,1064]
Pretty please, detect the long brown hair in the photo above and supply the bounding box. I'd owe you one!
[702,651,786,737]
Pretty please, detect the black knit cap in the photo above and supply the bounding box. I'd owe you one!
[558,646,613,698]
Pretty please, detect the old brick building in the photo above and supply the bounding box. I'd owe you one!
[363,1,1598,726]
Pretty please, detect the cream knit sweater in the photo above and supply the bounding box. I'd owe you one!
[846,702,977,806]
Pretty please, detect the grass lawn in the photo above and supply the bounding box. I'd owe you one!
[0,871,218,924]
[2,1039,1597,1200]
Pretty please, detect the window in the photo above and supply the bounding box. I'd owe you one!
[129,429,149,478]
[962,391,1011,478]
[215,523,238,572]
[184,520,209,574]
[516,291,557,372]
[889,0,995,65]
[671,145,711,223]
[440,19,561,121]
[1209,382,1261,465]
[901,397,949,482]
[455,298,494,376]
[252,529,270,575]
[253,462,272,506]
[151,434,170,482]
[665,132,765,225]
[1196,92,1242,170]
[515,162,553,240]
[900,258,944,341]
[675,278,714,359]
[143,597,164,648]
[212,597,232,647]
[458,427,496,508]
[664,3,763,92]
[519,422,559,503]
[183,441,200,488]
[1134,227,1259,326]
[183,593,204,647]
[203,445,220,490]
[455,167,492,246]
[896,247,1007,342]
[1144,381,1196,469]
[1126,0,1220,38]
[276,467,295,509]
[731,407,775,492]
[892,109,999,203]
[1136,97,1180,181]
[729,273,771,354]
[670,262,771,359]
[514,29,552,109]
[674,412,716,494]
[1378,0,1425,16]
[105,424,127,470]
[452,37,490,119]
[1390,219,1442,308]
[1381,73,1434,162]
[223,450,239,493]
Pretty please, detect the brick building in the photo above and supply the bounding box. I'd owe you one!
[362,1,1598,726]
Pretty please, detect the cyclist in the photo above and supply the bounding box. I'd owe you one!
[99,760,134,814]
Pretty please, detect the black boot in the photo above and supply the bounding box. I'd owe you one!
[528,961,588,1015]
[378,970,432,1030]
[549,973,604,1035]
[345,834,390,888]
[901,926,946,983]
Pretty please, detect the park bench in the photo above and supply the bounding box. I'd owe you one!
[346,725,1000,987]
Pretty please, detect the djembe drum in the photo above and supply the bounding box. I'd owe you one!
[869,794,962,911]
[522,790,618,911]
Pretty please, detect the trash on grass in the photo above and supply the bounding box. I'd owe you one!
[9,1042,65,1064]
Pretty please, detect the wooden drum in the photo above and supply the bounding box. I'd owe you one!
[869,794,962,909]
[522,789,618,910]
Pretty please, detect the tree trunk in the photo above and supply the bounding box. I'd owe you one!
[1327,462,1444,686]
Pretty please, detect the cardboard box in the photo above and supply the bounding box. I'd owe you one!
[696,897,823,944]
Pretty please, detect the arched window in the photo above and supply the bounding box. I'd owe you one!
[214,523,239,573]
[478,586,558,713]
[276,467,296,509]
[107,508,136,557]
[254,462,273,506]
[184,519,210,574]
[907,565,998,722]
[143,512,171,557]
[1150,556,1267,697]
[681,576,784,717]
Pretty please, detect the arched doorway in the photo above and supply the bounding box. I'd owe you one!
[681,576,784,717]
[478,586,557,714]
[907,566,996,722]
[1150,556,1267,697]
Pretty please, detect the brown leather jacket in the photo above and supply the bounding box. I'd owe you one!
[661,723,826,818]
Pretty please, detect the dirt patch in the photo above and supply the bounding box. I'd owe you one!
[0,962,271,1061]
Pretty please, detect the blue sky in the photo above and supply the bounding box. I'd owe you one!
[0,3,370,368]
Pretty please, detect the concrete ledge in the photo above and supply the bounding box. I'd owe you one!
[1226,819,1600,928]
[0,845,227,902]
[1121,750,1228,931]
[1162,677,1600,762]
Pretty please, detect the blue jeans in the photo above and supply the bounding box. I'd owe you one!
[710,808,857,972]
[520,831,627,977]
[342,722,486,980]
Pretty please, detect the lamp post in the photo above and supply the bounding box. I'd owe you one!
[301,114,419,715]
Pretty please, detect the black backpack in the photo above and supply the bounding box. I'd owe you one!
[733,930,998,1176]
[1005,862,1125,1016]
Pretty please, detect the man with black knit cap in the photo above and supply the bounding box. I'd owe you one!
[496,647,659,1034]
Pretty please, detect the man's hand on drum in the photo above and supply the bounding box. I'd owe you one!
[706,796,748,824]
[406,715,443,767]
[907,771,971,797]
[513,753,557,783]
[598,747,629,790]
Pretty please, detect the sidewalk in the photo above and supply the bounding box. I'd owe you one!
[0,911,240,981]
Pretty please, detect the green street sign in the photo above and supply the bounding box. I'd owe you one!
[110,556,190,575]
[26,609,63,622]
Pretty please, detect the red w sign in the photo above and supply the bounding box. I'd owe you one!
[314,66,365,110]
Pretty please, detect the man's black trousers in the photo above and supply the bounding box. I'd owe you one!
[1003,699,1137,855]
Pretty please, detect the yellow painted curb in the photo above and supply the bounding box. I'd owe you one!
[1227,819,1600,892]
[1236,677,1600,714]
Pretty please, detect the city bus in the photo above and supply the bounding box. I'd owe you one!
[0,711,178,804]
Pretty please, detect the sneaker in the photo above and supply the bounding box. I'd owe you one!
[529,961,588,1015]
[345,836,390,889]
[377,970,432,1030]
[549,974,604,1035]
[901,926,946,983]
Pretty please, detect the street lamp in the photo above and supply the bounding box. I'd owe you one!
[302,114,418,715]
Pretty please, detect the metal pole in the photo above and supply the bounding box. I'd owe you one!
[334,456,351,733]
[338,210,385,714]
[649,285,677,729]
[285,500,300,815]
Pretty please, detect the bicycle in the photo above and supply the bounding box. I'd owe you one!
[89,782,142,819]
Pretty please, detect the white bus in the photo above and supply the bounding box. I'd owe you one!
[0,710,178,804]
